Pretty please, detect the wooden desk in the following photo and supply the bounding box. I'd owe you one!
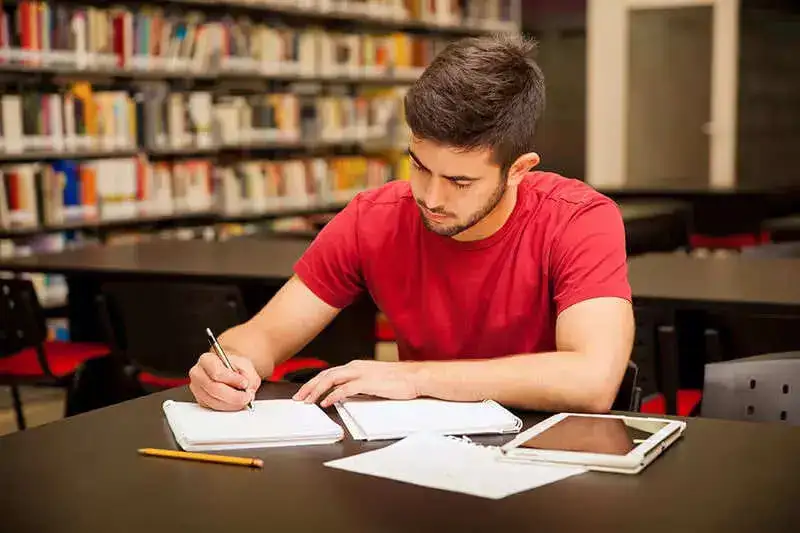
[1,383,797,533]
[599,183,800,237]
[628,253,800,415]
[763,214,800,243]
[628,253,800,309]
[0,238,310,283]
[0,203,689,280]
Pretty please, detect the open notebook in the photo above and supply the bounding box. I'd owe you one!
[162,399,344,451]
[334,398,523,441]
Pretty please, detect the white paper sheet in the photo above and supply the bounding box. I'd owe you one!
[325,433,587,499]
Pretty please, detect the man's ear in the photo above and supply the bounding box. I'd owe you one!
[507,153,540,186]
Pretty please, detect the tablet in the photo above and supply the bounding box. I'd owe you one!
[499,413,686,474]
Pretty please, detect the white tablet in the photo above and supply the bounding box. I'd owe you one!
[499,413,686,475]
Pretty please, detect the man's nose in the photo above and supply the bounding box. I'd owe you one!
[424,177,447,210]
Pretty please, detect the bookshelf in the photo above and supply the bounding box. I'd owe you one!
[1,0,520,37]
[0,0,520,330]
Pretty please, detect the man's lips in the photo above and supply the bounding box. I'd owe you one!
[421,206,450,221]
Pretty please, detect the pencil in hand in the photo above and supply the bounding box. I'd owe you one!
[138,448,264,468]
[205,327,255,412]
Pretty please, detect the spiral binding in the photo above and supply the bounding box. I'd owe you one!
[442,435,503,457]
[482,399,524,432]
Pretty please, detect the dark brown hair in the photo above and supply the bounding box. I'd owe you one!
[404,34,545,177]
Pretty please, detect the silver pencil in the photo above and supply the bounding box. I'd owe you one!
[206,327,255,412]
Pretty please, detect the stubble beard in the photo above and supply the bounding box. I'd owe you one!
[418,178,507,238]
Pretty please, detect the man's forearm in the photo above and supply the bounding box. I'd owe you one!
[412,352,621,412]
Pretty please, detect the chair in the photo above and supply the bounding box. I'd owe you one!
[700,351,800,425]
[611,360,643,412]
[96,281,328,393]
[0,278,109,430]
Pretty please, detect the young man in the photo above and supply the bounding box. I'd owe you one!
[189,35,634,413]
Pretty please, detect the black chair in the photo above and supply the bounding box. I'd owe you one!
[97,281,247,391]
[701,351,799,425]
[96,280,329,393]
[0,278,109,429]
[611,360,643,412]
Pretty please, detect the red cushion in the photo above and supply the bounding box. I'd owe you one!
[690,232,769,250]
[269,358,329,382]
[138,372,189,389]
[136,358,330,389]
[0,341,109,378]
[641,390,703,417]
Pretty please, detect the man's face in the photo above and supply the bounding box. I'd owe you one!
[408,137,506,238]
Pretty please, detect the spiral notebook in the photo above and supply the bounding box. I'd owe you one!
[325,433,587,499]
[334,398,523,441]
[162,399,344,451]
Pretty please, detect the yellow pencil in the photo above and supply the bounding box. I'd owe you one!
[138,448,264,468]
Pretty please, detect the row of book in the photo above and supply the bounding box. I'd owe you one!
[217,156,389,215]
[0,154,391,230]
[230,0,516,29]
[144,87,406,149]
[0,84,137,155]
[0,2,483,77]
[0,87,408,155]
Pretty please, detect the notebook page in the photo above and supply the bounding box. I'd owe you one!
[163,400,343,447]
[325,433,586,499]
[336,398,521,440]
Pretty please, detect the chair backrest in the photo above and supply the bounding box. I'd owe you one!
[0,278,47,360]
[97,281,248,378]
[701,351,800,425]
[612,360,643,412]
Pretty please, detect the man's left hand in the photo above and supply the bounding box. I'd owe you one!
[292,360,422,407]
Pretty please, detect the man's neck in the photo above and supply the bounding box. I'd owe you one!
[452,186,519,242]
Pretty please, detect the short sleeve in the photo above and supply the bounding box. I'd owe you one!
[550,200,632,315]
[293,196,364,308]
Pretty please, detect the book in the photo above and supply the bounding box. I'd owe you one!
[0,2,494,77]
[334,397,523,441]
[325,432,586,499]
[162,399,344,451]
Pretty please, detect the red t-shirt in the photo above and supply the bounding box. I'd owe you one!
[294,171,631,361]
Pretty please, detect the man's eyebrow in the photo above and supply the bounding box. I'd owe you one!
[408,149,429,172]
[408,148,481,181]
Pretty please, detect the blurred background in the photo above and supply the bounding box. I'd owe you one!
[0,0,798,434]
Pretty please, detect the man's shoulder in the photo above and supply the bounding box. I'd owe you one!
[522,171,618,222]
[353,180,416,217]
[524,171,615,208]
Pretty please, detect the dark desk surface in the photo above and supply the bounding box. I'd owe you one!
[0,205,688,279]
[0,237,312,282]
[0,383,798,533]
[629,253,800,307]
[598,181,800,197]
[617,200,689,220]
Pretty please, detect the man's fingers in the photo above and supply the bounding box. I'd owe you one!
[229,355,262,394]
[297,367,358,405]
[190,382,226,411]
[205,380,253,408]
[189,363,252,410]
[198,352,249,390]
[321,381,364,407]
[293,367,333,400]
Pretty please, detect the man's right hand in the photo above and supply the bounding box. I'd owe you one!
[189,352,262,411]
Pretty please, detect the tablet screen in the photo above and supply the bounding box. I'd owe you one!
[519,416,671,456]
